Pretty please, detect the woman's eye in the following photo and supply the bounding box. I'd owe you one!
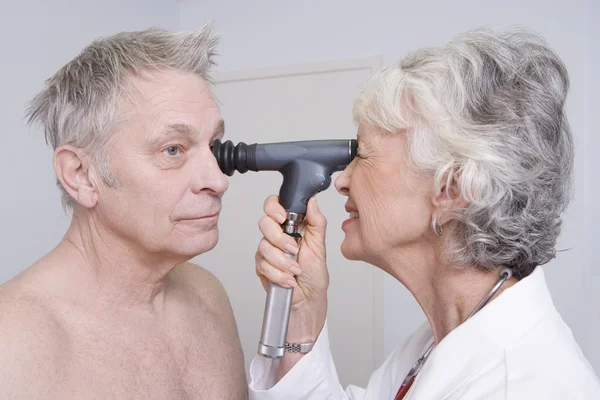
[164,146,180,156]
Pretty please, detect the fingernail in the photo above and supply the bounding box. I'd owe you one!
[285,243,299,254]
[290,265,302,275]
[287,279,298,288]
[275,213,286,223]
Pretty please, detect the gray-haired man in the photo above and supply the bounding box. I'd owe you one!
[0,24,247,399]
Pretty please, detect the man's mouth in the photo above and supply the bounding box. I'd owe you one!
[178,209,221,221]
[183,214,219,220]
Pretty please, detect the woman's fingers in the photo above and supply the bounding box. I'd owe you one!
[257,237,302,276]
[258,215,299,255]
[263,195,287,224]
[255,249,297,289]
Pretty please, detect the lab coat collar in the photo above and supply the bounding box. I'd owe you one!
[405,266,554,399]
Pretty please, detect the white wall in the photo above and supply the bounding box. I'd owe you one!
[0,0,178,283]
[178,0,599,374]
[584,0,599,373]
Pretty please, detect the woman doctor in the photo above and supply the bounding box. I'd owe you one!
[248,28,600,399]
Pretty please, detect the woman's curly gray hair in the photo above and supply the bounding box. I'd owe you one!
[353,28,573,279]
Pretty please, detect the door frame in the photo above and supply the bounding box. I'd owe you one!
[213,55,386,366]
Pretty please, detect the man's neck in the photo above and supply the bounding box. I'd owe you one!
[378,244,518,344]
[52,212,181,312]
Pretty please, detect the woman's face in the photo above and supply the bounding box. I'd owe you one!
[335,125,436,266]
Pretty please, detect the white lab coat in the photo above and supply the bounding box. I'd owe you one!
[249,267,600,399]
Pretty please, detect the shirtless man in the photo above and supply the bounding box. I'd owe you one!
[0,25,247,399]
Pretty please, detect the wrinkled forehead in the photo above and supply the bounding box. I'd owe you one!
[115,69,222,140]
[356,124,385,146]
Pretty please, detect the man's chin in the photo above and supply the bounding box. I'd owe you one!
[172,229,219,257]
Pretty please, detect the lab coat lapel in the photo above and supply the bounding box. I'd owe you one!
[404,267,554,399]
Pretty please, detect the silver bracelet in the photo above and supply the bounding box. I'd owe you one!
[284,341,315,354]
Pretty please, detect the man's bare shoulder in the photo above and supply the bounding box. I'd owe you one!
[0,277,68,391]
[0,278,65,336]
[170,262,231,310]
[169,262,244,350]
[169,262,246,389]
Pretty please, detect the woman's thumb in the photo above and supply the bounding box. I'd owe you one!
[306,197,327,232]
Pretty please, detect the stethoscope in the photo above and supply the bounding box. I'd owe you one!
[400,267,514,388]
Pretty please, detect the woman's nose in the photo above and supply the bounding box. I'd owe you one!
[335,160,353,196]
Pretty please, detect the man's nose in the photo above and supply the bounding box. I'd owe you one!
[190,150,229,195]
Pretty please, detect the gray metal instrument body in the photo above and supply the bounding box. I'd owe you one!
[212,138,358,358]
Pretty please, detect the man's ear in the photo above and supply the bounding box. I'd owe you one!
[54,145,99,208]
[431,172,468,225]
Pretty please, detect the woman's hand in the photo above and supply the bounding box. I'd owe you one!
[255,196,329,313]
[255,195,329,356]
[255,196,330,380]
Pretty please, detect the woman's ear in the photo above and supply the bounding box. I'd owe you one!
[54,145,99,208]
[431,172,468,224]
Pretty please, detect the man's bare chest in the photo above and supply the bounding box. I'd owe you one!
[52,316,246,399]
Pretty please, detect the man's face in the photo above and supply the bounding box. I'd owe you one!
[93,69,228,263]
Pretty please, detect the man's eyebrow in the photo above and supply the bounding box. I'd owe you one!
[155,121,224,143]
[150,123,194,147]
[165,123,194,137]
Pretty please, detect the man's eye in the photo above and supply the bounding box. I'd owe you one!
[164,146,180,156]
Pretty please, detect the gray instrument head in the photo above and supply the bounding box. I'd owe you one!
[211,139,358,214]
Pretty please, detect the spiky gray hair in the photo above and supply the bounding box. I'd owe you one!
[27,23,218,209]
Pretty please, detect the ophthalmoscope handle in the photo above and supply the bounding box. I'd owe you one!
[257,215,303,358]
